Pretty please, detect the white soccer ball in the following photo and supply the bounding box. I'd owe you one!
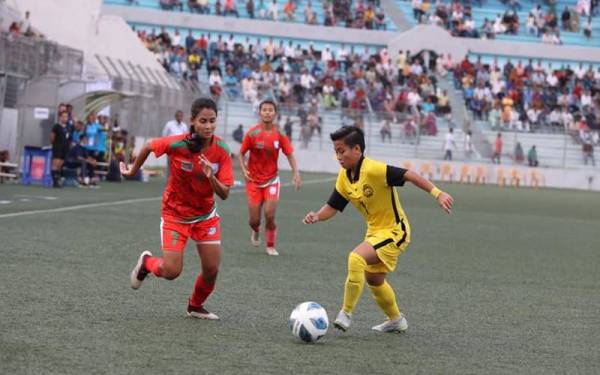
[288,302,329,343]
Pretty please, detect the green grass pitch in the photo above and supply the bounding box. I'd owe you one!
[1,171,599,374]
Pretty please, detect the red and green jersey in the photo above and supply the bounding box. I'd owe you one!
[151,134,233,222]
[240,124,293,185]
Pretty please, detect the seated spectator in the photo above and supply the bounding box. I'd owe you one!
[380,121,392,142]
[233,124,244,143]
[223,0,239,17]
[65,135,96,186]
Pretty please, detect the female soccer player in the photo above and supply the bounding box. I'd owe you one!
[122,98,233,320]
[303,126,454,333]
[238,99,301,256]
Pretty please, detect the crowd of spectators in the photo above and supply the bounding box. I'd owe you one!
[136,27,453,146]
[49,103,135,187]
[409,0,597,44]
[127,0,389,30]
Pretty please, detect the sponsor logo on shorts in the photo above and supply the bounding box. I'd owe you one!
[208,227,217,235]
[269,186,277,195]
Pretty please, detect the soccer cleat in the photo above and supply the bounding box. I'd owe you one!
[187,303,220,320]
[265,247,279,256]
[333,310,352,331]
[130,250,152,290]
[250,230,260,247]
[371,314,408,333]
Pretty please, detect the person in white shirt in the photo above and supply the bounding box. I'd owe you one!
[444,128,457,160]
[321,45,333,63]
[268,0,278,20]
[162,110,188,136]
[581,90,592,108]
[172,29,181,46]
[574,63,586,80]
[464,130,474,159]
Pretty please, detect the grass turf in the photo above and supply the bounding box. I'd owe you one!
[0,172,599,374]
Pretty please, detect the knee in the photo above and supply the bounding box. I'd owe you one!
[264,212,276,227]
[162,265,182,280]
[203,266,219,283]
[347,252,367,274]
[249,217,261,228]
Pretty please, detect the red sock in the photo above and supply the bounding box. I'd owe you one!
[190,274,215,308]
[144,256,163,277]
[266,228,277,248]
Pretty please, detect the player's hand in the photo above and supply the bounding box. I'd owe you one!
[303,211,319,224]
[437,192,454,214]
[293,172,301,191]
[199,155,214,178]
[242,168,253,182]
[120,162,133,177]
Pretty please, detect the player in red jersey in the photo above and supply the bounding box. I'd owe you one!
[121,98,233,320]
[238,99,301,256]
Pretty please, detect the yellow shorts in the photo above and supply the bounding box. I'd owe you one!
[364,227,410,274]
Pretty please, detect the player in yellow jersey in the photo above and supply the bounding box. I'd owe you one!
[303,126,454,333]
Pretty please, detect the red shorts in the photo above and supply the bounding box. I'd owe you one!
[160,216,221,252]
[246,178,280,205]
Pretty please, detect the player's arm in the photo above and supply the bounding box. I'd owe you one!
[403,170,454,214]
[237,135,253,182]
[285,153,301,190]
[199,155,230,200]
[120,142,151,178]
[303,188,347,224]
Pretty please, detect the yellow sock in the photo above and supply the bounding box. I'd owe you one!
[368,281,401,320]
[342,252,367,314]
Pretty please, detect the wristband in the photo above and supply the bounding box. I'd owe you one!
[430,187,442,199]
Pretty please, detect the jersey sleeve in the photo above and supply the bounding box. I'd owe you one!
[150,137,171,158]
[386,165,407,187]
[239,133,252,154]
[327,171,349,211]
[216,148,234,187]
[279,132,294,156]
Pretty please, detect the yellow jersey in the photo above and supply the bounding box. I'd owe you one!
[328,156,411,240]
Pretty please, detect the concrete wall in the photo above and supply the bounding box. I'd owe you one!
[277,148,600,191]
[0,108,18,159]
[8,0,167,82]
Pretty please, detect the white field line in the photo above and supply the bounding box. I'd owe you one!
[0,177,335,219]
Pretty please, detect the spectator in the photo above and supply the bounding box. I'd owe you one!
[582,132,596,165]
[65,134,96,186]
[50,111,70,188]
[514,142,524,164]
[246,0,255,18]
[443,128,457,160]
[492,132,502,164]
[84,112,101,159]
[464,129,474,159]
[380,121,392,143]
[162,110,188,136]
[527,145,539,167]
[233,124,244,143]
[283,116,294,139]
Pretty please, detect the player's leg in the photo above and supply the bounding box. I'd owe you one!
[365,240,409,333]
[263,180,280,255]
[188,217,221,320]
[246,181,263,246]
[333,241,381,331]
[130,218,188,289]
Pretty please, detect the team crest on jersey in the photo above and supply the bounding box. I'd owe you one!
[180,160,193,172]
[363,184,374,198]
[274,141,280,149]
[211,163,220,174]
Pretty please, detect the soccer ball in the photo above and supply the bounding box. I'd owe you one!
[288,302,329,343]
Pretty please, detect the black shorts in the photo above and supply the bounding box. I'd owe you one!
[52,146,68,160]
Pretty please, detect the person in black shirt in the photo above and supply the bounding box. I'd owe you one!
[50,111,70,187]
